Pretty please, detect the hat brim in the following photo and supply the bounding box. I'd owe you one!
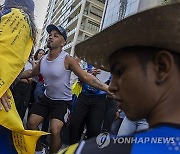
[47,24,59,34]
[75,2,180,71]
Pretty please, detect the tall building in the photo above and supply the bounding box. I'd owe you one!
[39,0,105,56]
[34,28,42,52]
[101,0,164,30]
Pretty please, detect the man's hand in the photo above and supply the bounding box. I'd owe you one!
[92,68,101,76]
[0,91,11,112]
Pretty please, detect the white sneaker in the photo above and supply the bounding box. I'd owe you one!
[42,148,46,154]
[35,151,42,154]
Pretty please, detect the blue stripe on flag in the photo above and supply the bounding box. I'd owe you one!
[0,126,17,154]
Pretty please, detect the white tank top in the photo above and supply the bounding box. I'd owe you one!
[40,51,72,100]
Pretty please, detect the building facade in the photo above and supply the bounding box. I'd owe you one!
[39,0,105,56]
[101,0,165,30]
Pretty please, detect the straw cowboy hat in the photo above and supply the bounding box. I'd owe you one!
[75,2,180,71]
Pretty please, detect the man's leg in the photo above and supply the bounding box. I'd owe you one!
[69,93,89,145]
[88,96,107,138]
[20,82,32,120]
[27,95,50,153]
[102,98,117,132]
[49,119,64,154]
[27,114,44,151]
[27,114,44,130]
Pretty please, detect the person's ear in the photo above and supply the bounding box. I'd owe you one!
[61,41,66,47]
[64,41,67,46]
[154,51,173,85]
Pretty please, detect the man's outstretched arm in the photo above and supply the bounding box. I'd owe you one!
[20,61,40,79]
[67,56,111,93]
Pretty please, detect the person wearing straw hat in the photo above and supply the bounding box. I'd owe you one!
[60,2,180,154]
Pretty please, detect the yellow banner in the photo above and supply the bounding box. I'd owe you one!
[0,89,48,154]
[0,8,48,154]
[0,8,33,98]
[58,144,78,154]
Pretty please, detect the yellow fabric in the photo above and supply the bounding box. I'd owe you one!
[0,90,48,154]
[72,80,82,97]
[0,8,33,98]
[0,8,48,154]
[58,144,79,154]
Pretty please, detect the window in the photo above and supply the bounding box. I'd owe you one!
[102,0,140,29]
[97,0,106,4]
[87,20,100,31]
[90,6,103,18]
[84,35,90,40]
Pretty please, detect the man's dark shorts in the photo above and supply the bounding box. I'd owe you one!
[30,95,71,124]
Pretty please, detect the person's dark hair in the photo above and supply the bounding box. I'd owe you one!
[3,0,37,44]
[34,49,45,60]
[121,46,180,74]
[171,52,180,72]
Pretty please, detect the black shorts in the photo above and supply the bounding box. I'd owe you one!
[30,95,71,123]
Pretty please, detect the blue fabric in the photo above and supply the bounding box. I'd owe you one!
[34,82,45,103]
[71,94,78,113]
[132,124,180,154]
[79,124,180,154]
[0,8,11,19]
[82,64,107,96]
[0,126,17,154]
[4,0,34,14]
[82,83,106,95]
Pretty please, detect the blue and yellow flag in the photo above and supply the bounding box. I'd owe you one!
[0,8,48,154]
[71,80,82,113]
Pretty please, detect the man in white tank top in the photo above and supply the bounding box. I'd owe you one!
[21,24,111,154]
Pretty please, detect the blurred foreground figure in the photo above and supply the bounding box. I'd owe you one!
[0,0,47,154]
[61,2,180,154]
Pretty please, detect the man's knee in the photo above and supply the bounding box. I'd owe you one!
[27,119,37,130]
[50,119,64,137]
[27,114,42,130]
[50,127,61,137]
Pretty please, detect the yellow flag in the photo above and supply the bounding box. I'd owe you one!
[0,8,49,154]
[72,80,82,97]
[0,8,33,98]
[58,144,79,154]
[0,89,48,154]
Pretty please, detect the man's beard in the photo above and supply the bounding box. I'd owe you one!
[47,42,52,49]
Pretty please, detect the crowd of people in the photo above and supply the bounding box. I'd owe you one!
[0,0,180,154]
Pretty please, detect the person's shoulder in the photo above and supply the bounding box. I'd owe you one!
[59,124,180,154]
[65,54,77,64]
[59,136,132,154]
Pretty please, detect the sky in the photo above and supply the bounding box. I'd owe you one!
[0,0,49,29]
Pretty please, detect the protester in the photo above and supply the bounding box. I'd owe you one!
[12,56,33,120]
[70,64,112,144]
[117,117,149,136]
[28,49,45,113]
[31,49,50,148]
[0,0,36,112]
[0,0,40,153]
[61,2,180,153]
[20,24,109,154]
[32,49,46,104]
